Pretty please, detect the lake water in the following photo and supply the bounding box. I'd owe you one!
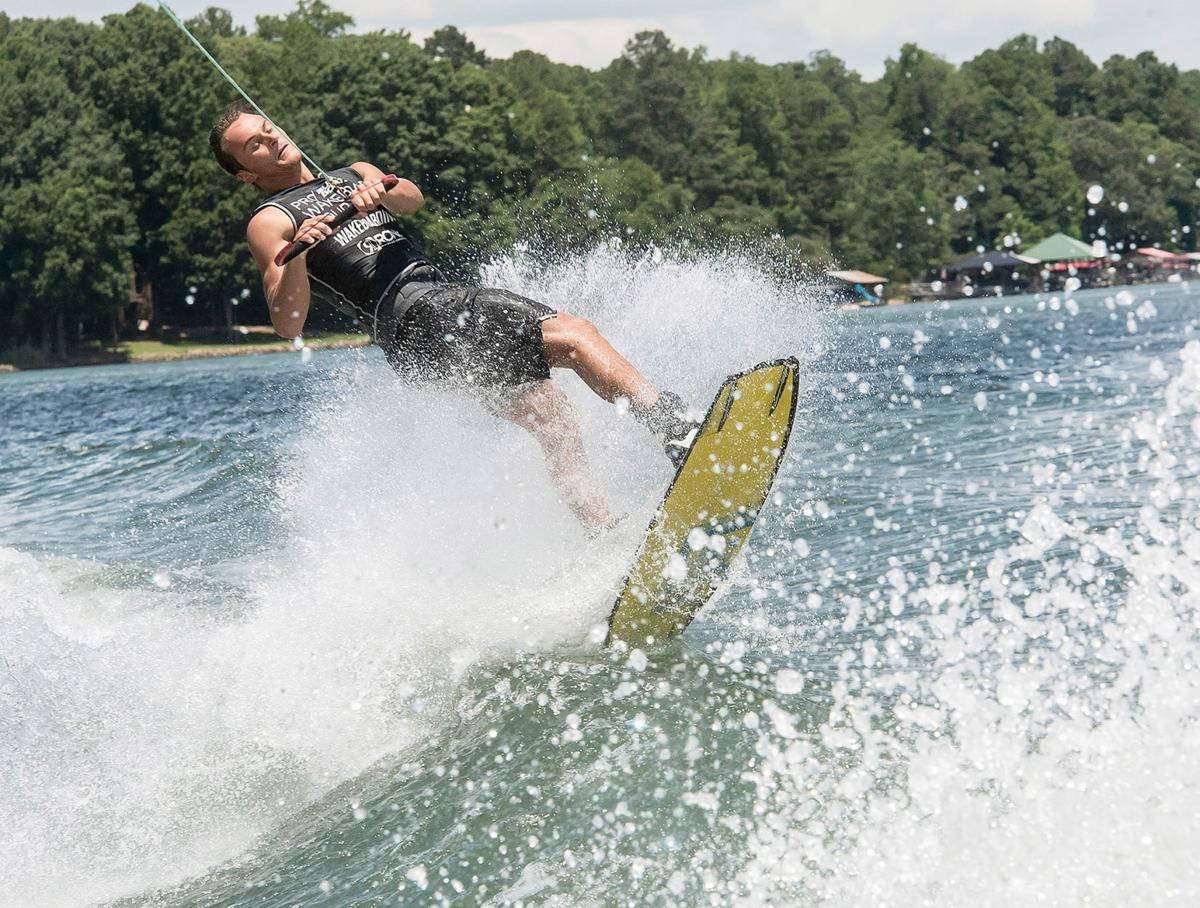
[3,248,1199,906]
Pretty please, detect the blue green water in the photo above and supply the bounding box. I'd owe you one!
[3,252,1200,906]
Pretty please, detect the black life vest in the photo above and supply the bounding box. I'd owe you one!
[251,166,426,326]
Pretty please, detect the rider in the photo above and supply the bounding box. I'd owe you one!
[209,100,699,527]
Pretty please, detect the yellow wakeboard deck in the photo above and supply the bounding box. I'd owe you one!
[607,358,800,647]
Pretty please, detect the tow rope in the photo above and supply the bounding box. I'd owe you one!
[156,2,402,265]
[156,0,329,179]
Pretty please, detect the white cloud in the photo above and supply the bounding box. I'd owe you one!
[347,0,1200,77]
[415,16,663,68]
[4,0,1199,77]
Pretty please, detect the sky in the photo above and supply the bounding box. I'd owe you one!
[3,0,1198,79]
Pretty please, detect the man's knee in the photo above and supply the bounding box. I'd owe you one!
[542,312,601,365]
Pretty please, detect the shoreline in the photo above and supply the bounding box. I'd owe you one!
[0,333,371,374]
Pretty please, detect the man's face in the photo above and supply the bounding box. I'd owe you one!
[221,114,302,180]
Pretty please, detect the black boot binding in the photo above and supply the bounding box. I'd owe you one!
[636,390,703,468]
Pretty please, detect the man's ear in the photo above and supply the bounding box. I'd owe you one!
[235,169,257,185]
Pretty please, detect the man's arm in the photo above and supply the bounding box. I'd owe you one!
[247,206,335,339]
[351,161,424,215]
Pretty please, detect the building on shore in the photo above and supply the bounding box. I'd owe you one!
[1021,233,1106,290]
[823,270,890,307]
[939,250,1040,298]
[1118,247,1197,283]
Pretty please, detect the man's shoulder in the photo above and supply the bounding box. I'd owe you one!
[246,203,294,243]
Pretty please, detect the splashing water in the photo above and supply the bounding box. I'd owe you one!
[736,343,1200,905]
[2,251,1198,906]
[0,245,818,905]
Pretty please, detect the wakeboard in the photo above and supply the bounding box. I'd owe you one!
[606,358,800,646]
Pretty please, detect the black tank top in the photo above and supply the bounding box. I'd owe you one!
[252,166,426,325]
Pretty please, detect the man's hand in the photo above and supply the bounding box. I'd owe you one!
[346,177,389,215]
[351,162,424,215]
[291,212,339,253]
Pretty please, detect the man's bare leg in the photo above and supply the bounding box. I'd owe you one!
[491,379,613,528]
[539,314,659,409]
[538,313,701,466]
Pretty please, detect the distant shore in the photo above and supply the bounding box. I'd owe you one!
[0,331,371,374]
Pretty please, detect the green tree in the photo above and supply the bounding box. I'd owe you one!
[881,43,954,149]
[256,0,352,42]
[599,31,702,180]
[1060,117,1198,251]
[514,157,694,252]
[423,25,488,68]
[1042,37,1097,117]
[937,36,1080,249]
[832,139,950,278]
[494,51,588,178]
[0,19,134,353]
[774,62,855,243]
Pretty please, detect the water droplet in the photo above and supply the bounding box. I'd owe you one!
[953,195,969,211]
[405,865,428,889]
[1086,184,1104,204]
[774,668,805,694]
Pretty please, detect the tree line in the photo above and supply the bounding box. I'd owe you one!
[2,1,1199,356]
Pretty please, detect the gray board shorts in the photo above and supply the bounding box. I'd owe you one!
[375,272,557,392]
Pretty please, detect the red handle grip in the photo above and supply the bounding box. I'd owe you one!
[273,174,400,267]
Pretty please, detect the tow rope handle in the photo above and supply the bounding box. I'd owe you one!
[273,175,400,267]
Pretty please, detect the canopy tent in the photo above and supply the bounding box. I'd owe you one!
[826,270,888,285]
[944,250,1039,274]
[825,270,889,305]
[1135,247,1189,262]
[1022,233,1097,263]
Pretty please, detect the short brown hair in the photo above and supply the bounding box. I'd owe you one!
[209,99,257,176]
